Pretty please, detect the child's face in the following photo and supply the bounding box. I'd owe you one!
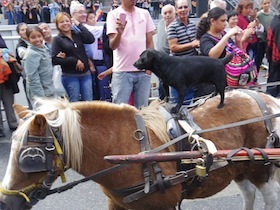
[19,25,28,40]
[28,30,44,48]
[261,0,271,11]
[87,13,96,26]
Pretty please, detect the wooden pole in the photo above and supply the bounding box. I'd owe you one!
[104,148,280,164]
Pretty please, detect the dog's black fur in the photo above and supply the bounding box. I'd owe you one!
[134,49,234,113]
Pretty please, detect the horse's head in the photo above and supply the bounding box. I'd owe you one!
[0,99,83,210]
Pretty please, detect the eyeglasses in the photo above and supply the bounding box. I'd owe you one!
[178,5,188,9]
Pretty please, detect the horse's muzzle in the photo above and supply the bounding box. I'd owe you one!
[0,195,30,210]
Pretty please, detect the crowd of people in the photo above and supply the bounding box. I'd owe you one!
[0,0,279,137]
[0,0,104,24]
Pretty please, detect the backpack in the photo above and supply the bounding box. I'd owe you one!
[211,34,258,86]
[225,42,258,86]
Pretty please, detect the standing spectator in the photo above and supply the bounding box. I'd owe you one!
[85,10,112,101]
[21,0,30,23]
[39,22,66,97]
[93,0,101,12]
[83,0,92,10]
[197,7,258,86]
[23,26,56,106]
[0,3,3,20]
[15,22,32,109]
[13,0,22,23]
[42,1,50,23]
[142,0,150,12]
[3,0,14,24]
[29,0,39,24]
[51,12,95,102]
[266,11,280,97]
[167,0,199,104]
[236,0,259,62]
[0,34,19,137]
[155,4,175,99]
[61,0,70,14]
[70,1,94,65]
[38,22,53,51]
[49,0,60,22]
[156,4,175,54]
[106,0,155,108]
[256,0,275,71]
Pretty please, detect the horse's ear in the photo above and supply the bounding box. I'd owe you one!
[13,104,29,119]
[29,114,48,136]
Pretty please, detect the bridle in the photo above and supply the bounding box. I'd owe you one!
[0,125,66,207]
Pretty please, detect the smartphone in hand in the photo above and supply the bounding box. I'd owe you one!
[119,13,126,25]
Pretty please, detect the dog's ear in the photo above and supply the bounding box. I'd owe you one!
[145,49,157,62]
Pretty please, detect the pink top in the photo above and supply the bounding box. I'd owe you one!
[106,6,155,72]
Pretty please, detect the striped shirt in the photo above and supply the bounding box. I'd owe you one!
[167,18,197,57]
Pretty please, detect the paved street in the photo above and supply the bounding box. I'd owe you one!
[0,72,276,210]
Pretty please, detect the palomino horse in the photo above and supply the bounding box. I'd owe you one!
[0,90,280,210]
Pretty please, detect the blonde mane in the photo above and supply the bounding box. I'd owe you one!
[14,98,83,172]
[139,100,174,151]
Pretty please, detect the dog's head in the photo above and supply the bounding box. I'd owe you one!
[134,49,159,71]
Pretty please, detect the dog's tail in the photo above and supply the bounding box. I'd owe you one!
[220,52,234,65]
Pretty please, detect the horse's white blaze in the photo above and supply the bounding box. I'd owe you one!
[2,139,20,189]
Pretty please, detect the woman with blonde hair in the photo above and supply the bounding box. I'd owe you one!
[51,12,95,102]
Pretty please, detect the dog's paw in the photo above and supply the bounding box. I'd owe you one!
[171,106,179,114]
[217,103,224,109]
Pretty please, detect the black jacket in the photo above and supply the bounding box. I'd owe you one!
[51,24,95,74]
[15,38,28,65]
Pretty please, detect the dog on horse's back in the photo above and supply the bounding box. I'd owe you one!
[134,49,234,113]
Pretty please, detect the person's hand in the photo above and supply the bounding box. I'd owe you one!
[56,52,66,58]
[116,19,126,34]
[145,70,151,75]
[90,64,96,74]
[191,39,200,48]
[71,18,80,26]
[228,26,243,37]
[243,27,255,39]
[76,60,85,71]
[97,71,107,80]
[248,21,257,29]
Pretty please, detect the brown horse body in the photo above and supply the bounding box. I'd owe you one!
[0,90,280,210]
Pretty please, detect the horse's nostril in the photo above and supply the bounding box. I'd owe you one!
[0,201,7,210]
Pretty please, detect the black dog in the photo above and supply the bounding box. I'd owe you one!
[134,49,234,113]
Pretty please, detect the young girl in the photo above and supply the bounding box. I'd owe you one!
[23,26,55,107]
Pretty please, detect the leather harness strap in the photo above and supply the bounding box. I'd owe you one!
[239,89,280,148]
[134,114,165,193]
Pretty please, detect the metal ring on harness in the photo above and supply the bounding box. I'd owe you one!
[133,129,145,141]
[188,131,196,145]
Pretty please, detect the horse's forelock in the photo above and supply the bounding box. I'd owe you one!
[139,101,173,151]
[14,98,83,172]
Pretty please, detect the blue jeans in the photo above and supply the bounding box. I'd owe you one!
[95,65,112,101]
[170,87,194,105]
[111,71,151,109]
[6,12,14,25]
[61,73,93,102]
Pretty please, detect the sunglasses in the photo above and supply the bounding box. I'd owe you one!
[178,5,188,9]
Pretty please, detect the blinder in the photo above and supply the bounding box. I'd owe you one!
[18,128,55,173]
